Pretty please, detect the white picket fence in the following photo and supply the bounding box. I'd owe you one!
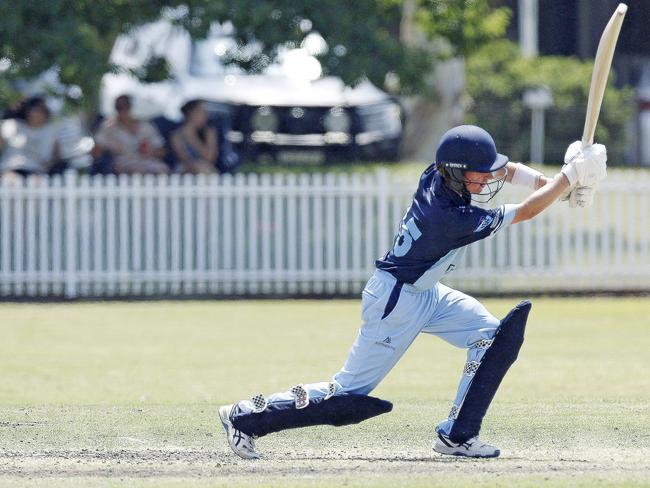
[0,168,649,298]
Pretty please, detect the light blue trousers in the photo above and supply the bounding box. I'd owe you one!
[238,269,500,436]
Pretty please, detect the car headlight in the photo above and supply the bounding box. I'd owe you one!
[252,106,279,132]
[323,106,350,133]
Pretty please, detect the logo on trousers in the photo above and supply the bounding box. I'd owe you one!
[376,336,395,350]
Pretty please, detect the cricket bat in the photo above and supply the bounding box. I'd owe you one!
[581,3,627,148]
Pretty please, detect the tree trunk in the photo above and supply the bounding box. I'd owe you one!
[398,0,466,161]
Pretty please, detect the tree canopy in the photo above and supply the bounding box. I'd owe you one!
[0,0,510,107]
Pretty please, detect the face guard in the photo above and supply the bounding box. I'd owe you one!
[438,164,508,204]
[435,125,509,204]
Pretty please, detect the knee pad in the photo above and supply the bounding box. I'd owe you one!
[232,393,393,438]
[448,300,532,443]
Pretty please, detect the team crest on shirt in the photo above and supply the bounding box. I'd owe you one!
[474,214,494,233]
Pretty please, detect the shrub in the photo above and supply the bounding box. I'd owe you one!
[465,40,634,165]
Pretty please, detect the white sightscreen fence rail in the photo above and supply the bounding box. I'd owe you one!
[0,169,648,298]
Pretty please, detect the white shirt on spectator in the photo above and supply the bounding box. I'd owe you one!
[0,119,58,173]
[94,118,164,173]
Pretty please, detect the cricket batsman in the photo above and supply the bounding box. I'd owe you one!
[219,125,607,459]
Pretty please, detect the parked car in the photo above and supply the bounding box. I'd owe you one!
[100,21,404,164]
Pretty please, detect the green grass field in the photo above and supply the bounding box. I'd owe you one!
[1,298,649,487]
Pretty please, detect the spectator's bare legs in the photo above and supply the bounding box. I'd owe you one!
[114,158,170,175]
[181,159,216,175]
[1,171,24,185]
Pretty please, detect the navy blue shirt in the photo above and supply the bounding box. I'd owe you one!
[375,164,516,290]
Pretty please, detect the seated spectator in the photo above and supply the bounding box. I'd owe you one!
[170,99,218,174]
[94,95,169,175]
[0,96,60,177]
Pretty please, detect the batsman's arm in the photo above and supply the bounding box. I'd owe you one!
[510,169,574,225]
[505,162,550,190]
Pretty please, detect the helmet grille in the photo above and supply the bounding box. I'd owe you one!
[438,162,507,204]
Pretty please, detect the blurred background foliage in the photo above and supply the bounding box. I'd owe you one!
[0,0,509,106]
[415,0,511,57]
[466,39,634,164]
[0,0,635,164]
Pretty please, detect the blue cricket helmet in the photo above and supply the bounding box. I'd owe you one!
[435,125,509,203]
[436,125,508,173]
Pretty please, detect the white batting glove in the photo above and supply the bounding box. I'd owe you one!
[559,183,574,202]
[563,141,608,187]
[560,141,607,207]
[568,184,598,208]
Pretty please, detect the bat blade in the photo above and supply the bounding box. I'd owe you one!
[582,3,627,148]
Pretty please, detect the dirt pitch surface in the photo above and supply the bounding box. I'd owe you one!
[2,402,650,487]
[0,299,649,487]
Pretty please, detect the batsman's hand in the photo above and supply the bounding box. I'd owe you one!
[563,141,608,187]
[560,141,608,208]
[568,185,597,208]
